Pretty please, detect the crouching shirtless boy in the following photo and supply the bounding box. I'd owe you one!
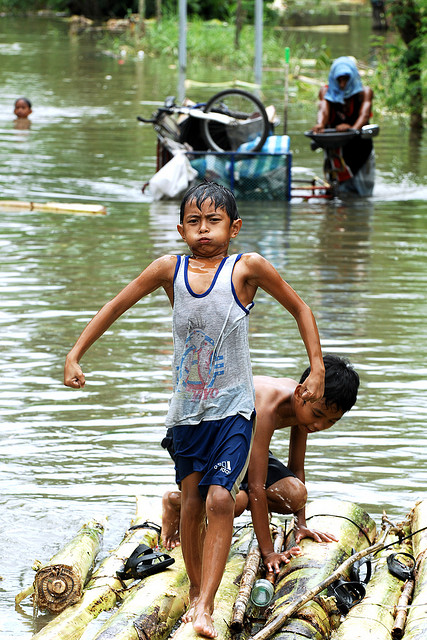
[162,354,359,575]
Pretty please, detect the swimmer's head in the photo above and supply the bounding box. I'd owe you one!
[14,97,32,119]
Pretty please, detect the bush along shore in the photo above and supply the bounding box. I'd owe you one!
[94,11,425,125]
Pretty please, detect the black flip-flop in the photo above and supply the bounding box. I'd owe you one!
[386,552,415,581]
[328,579,366,615]
[117,544,175,581]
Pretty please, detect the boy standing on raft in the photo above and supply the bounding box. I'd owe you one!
[64,182,325,638]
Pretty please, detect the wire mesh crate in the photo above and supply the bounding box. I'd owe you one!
[186,150,292,201]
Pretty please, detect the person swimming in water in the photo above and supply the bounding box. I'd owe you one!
[14,97,32,130]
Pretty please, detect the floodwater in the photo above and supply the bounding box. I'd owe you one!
[1,13,426,639]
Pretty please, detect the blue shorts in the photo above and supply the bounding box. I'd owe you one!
[172,412,256,500]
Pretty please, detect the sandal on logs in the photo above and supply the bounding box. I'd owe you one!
[117,544,175,581]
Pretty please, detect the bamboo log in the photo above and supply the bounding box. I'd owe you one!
[393,579,415,640]
[15,519,104,613]
[92,545,188,640]
[0,200,107,215]
[249,499,378,640]
[230,532,262,632]
[30,497,160,640]
[333,533,413,640]
[171,527,253,640]
[251,540,389,640]
[399,499,427,639]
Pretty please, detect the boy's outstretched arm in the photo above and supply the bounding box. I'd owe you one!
[288,426,337,544]
[64,256,176,388]
[240,254,325,402]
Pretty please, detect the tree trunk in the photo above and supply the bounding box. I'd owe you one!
[138,0,145,36]
[333,533,414,639]
[16,519,104,614]
[234,0,244,49]
[92,545,189,640]
[155,0,161,21]
[388,0,424,130]
[399,499,427,638]
[251,499,377,640]
[30,497,160,640]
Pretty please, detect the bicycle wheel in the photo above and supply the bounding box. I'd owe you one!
[201,89,270,152]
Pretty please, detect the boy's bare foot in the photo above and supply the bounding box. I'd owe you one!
[193,602,217,638]
[182,588,199,623]
[161,490,181,550]
[182,602,195,623]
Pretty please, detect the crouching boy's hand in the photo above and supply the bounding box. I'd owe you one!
[263,546,302,575]
[294,523,338,545]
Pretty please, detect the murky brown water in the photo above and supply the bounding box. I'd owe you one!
[1,14,426,638]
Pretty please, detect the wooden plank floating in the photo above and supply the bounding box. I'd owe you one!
[283,25,350,33]
[0,200,107,215]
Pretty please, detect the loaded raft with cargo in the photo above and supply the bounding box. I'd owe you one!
[137,91,379,203]
[16,497,427,640]
[138,90,292,202]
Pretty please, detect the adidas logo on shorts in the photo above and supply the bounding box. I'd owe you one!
[214,460,232,475]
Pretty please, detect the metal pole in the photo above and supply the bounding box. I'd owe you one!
[283,47,290,135]
[178,0,187,103]
[254,0,263,94]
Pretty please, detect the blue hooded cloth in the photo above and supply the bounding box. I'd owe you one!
[324,56,363,104]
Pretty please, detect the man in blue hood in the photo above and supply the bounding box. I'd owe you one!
[312,56,375,192]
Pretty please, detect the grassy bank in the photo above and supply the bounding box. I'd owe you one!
[102,17,335,71]
[99,14,424,121]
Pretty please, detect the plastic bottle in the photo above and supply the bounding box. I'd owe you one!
[250,578,275,606]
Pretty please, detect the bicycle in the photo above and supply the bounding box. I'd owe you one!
[137,89,271,154]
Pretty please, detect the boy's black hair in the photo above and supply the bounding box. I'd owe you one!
[15,97,32,109]
[300,354,359,414]
[179,181,239,224]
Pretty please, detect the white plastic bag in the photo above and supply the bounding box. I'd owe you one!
[149,152,198,200]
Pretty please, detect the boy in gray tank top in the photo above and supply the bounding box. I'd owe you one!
[64,182,325,638]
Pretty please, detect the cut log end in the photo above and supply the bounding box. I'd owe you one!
[34,564,83,614]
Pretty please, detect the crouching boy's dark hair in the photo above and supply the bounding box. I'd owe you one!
[179,181,239,224]
[300,354,359,414]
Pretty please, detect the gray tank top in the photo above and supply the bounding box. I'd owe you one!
[165,253,255,427]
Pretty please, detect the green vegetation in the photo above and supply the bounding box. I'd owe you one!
[102,17,330,71]
[0,0,424,125]
[375,0,425,129]
[0,0,339,21]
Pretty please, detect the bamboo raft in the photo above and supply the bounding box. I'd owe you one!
[16,498,427,640]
